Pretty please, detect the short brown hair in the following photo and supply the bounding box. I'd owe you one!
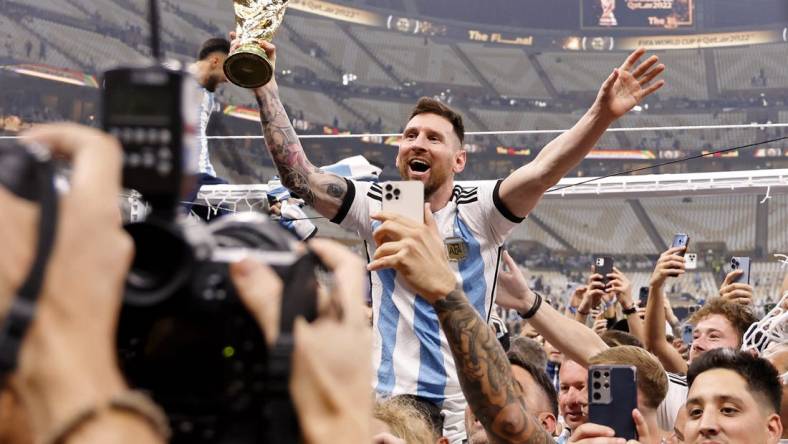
[589,346,668,410]
[689,299,757,345]
[600,330,644,349]
[409,97,465,144]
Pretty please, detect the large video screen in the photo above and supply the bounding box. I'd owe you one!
[581,0,694,30]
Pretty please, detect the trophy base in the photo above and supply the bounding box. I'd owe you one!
[223,43,273,89]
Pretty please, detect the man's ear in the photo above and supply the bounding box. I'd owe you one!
[435,437,450,444]
[539,412,558,436]
[453,149,466,174]
[766,413,782,443]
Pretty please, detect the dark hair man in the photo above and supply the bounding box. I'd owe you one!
[185,38,231,208]
[465,355,559,444]
[243,34,665,440]
[685,349,783,444]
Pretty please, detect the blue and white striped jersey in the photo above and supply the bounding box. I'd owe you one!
[332,178,523,412]
[198,89,217,176]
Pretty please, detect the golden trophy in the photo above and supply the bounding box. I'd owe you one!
[224,0,289,88]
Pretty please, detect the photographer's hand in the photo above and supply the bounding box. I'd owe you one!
[1,123,162,443]
[231,239,372,444]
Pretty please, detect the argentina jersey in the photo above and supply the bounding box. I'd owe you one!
[330,178,524,436]
[198,89,217,177]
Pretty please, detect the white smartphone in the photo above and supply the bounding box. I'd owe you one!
[685,253,698,270]
[380,181,424,222]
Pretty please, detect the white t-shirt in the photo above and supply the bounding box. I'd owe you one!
[332,178,523,439]
[658,372,688,431]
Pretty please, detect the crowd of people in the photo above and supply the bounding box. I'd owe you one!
[0,35,785,444]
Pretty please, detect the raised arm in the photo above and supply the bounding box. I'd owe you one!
[607,267,646,344]
[644,247,688,374]
[498,48,665,218]
[237,37,349,219]
[496,252,607,367]
[367,212,552,444]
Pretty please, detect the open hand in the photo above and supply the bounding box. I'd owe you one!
[595,48,666,120]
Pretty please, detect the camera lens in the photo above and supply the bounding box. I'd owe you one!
[385,184,392,191]
[593,382,601,389]
[394,189,401,196]
[124,221,194,306]
[593,371,601,378]
[593,392,601,400]
[385,193,393,200]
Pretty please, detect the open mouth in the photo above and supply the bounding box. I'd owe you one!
[408,158,431,173]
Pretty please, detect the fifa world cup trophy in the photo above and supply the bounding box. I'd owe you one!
[224,0,289,88]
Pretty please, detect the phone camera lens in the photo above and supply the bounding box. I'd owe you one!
[385,184,393,191]
[604,383,609,388]
[604,372,609,377]
[593,392,601,400]
[394,189,401,196]
[593,382,601,389]
[593,371,601,378]
[385,193,393,200]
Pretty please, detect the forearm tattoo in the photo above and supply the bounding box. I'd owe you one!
[256,89,346,211]
[434,288,553,444]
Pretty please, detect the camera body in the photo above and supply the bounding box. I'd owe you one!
[102,64,319,443]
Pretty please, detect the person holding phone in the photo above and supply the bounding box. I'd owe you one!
[245,33,666,440]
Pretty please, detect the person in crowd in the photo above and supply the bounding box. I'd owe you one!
[544,339,564,393]
[0,123,377,444]
[509,337,549,372]
[465,355,560,444]
[373,396,446,444]
[185,37,231,210]
[557,359,590,442]
[242,30,665,440]
[588,346,670,443]
[644,246,757,375]
[685,349,783,444]
[495,251,690,434]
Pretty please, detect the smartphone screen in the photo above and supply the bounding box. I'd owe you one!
[671,233,690,257]
[638,286,649,308]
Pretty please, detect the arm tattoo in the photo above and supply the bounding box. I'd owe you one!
[433,288,553,444]
[256,88,347,215]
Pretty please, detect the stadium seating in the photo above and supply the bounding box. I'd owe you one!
[529,198,655,254]
[0,15,75,68]
[715,43,788,91]
[640,195,757,252]
[287,16,394,88]
[26,18,147,71]
[456,43,550,98]
[355,26,481,87]
[767,193,788,254]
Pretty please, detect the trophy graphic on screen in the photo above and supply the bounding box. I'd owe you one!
[599,0,617,26]
[224,0,289,88]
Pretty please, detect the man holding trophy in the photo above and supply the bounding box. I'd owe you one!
[228,0,667,442]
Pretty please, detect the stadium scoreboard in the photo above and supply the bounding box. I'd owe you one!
[581,0,694,30]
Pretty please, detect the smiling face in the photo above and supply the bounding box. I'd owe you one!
[396,113,466,199]
[689,314,740,363]
[684,368,782,444]
[558,360,588,430]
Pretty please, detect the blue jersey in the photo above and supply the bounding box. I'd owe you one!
[332,178,523,440]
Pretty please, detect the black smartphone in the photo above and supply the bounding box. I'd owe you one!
[671,233,690,256]
[730,257,751,284]
[593,256,614,285]
[588,364,638,441]
[638,286,649,308]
